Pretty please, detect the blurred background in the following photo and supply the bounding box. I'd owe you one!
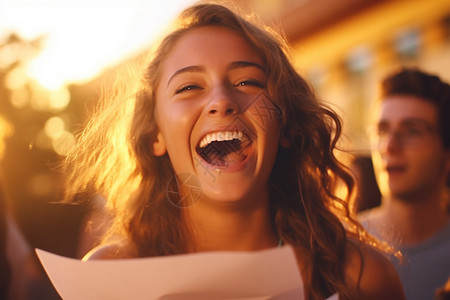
[0,0,449,264]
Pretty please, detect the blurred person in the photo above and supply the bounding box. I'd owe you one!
[0,115,59,299]
[0,173,62,300]
[0,178,11,299]
[360,68,450,300]
[0,115,28,299]
[0,173,32,300]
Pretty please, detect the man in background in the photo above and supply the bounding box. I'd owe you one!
[359,68,450,300]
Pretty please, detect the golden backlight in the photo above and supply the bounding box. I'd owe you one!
[1,0,195,89]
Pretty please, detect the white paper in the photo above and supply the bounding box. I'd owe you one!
[327,293,338,300]
[36,245,305,300]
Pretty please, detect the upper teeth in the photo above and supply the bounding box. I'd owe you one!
[199,131,247,148]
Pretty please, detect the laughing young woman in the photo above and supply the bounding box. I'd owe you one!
[64,3,405,299]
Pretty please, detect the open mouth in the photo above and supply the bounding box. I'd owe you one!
[196,131,252,167]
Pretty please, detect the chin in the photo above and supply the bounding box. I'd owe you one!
[202,188,250,203]
[389,188,426,202]
[200,183,266,207]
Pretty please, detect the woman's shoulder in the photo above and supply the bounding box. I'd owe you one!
[82,241,138,261]
[343,239,405,300]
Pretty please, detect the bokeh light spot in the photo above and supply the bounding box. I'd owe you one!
[48,87,70,111]
[9,88,30,108]
[44,116,65,140]
[0,42,22,69]
[30,88,49,111]
[4,67,28,90]
[0,116,14,160]
[52,131,75,156]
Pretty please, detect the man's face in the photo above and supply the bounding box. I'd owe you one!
[370,95,449,200]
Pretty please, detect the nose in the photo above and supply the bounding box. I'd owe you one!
[378,131,402,154]
[205,87,240,117]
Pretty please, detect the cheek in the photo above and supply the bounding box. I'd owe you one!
[408,147,447,177]
[244,94,283,133]
[159,103,188,124]
[156,100,198,137]
[155,100,203,167]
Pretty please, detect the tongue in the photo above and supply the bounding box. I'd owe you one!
[211,150,246,166]
[199,140,248,166]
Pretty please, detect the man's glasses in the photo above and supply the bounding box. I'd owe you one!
[368,119,438,148]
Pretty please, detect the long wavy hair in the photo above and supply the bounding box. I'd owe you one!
[64,2,382,299]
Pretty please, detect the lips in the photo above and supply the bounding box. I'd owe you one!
[195,130,253,168]
[386,165,406,174]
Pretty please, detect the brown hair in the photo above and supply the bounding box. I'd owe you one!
[65,3,380,299]
[380,68,450,149]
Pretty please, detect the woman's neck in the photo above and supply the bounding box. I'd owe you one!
[183,194,278,252]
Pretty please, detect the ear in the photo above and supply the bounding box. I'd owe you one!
[152,132,167,156]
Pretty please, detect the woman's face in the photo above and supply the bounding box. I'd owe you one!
[154,26,282,205]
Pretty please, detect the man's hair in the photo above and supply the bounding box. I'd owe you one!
[381,68,450,148]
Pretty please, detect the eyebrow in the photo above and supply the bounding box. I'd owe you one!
[166,65,205,87]
[166,61,265,87]
[378,118,436,128]
[227,61,265,72]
